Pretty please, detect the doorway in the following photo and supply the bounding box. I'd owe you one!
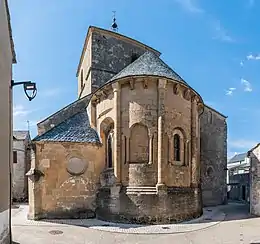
[242,185,246,201]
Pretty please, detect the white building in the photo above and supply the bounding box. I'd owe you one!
[13,131,31,202]
[227,152,250,202]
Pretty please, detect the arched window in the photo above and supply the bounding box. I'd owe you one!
[173,134,180,161]
[107,129,114,168]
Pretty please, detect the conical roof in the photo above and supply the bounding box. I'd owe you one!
[109,51,186,84]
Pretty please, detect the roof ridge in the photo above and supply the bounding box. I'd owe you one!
[108,51,186,84]
[37,94,91,136]
[34,110,100,144]
[33,111,83,141]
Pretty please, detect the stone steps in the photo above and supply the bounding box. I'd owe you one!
[126,186,157,195]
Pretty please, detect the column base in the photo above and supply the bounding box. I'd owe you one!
[156,183,167,196]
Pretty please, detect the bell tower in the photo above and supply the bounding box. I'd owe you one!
[76,24,160,99]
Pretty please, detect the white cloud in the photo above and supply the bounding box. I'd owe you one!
[174,0,204,13]
[229,139,258,150]
[241,78,252,92]
[225,87,236,96]
[13,105,31,117]
[240,61,244,67]
[247,54,260,60]
[213,21,235,43]
[41,88,61,97]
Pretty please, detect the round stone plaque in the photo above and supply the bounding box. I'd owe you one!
[66,157,87,176]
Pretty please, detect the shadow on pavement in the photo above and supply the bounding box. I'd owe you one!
[12,201,257,231]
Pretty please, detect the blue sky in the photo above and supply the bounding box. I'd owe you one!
[9,0,260,158]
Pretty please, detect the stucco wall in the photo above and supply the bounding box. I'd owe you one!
[13,139,30,201]
[200,106,227,206]
[28,142,104,219]
[0,0,14,242]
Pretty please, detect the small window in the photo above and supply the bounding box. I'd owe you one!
[173,134,180,161]
[13,151,17,164]
[80,69,84,89]
[107,130,114,168]
[208,111,213,124]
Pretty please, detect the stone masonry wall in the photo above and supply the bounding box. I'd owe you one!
[200,106,227,206]
[91,31,150,89]
[249,144,260,215]
[96,186,202,224]
[95,77,203,224]
[28,142,105,219]
[120,78,158,186]
[78,28,160,98]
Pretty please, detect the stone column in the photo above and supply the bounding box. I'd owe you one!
[27,146,41,220]
[112,82,121,184]
[191,96,203,187]
[126,136,130,164]
[157,79,167,187]
[148,134,153,164]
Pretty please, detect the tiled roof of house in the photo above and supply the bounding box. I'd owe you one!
[109,51,186,84]
[13,130,29,140]
[228,161,250,170]
[37,95,91,136]
[228,152,247,164]
[33,111,100,144]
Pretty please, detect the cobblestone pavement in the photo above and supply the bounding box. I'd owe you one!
[12,202,260,244]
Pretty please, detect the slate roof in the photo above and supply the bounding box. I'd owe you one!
[34,111,100,143]
[13,130,29,140]
[228,161,250,170]
[228,153,247,164]
[109,51,186,84]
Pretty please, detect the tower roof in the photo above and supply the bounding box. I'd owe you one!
[109,51,186,84]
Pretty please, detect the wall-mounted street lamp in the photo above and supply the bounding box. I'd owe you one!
[9,79,37,243]
[11,80,37,101]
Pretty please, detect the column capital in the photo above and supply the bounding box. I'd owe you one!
[197,102,204,115]
[191,95,200,104]
[112,82,120,92]
[158,79,167,90]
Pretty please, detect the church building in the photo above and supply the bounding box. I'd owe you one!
[27,25,227,224]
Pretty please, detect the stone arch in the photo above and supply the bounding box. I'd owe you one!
[129,123,149,163]
[100,117,115,168]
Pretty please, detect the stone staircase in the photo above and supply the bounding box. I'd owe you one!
[126,186,157,195]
